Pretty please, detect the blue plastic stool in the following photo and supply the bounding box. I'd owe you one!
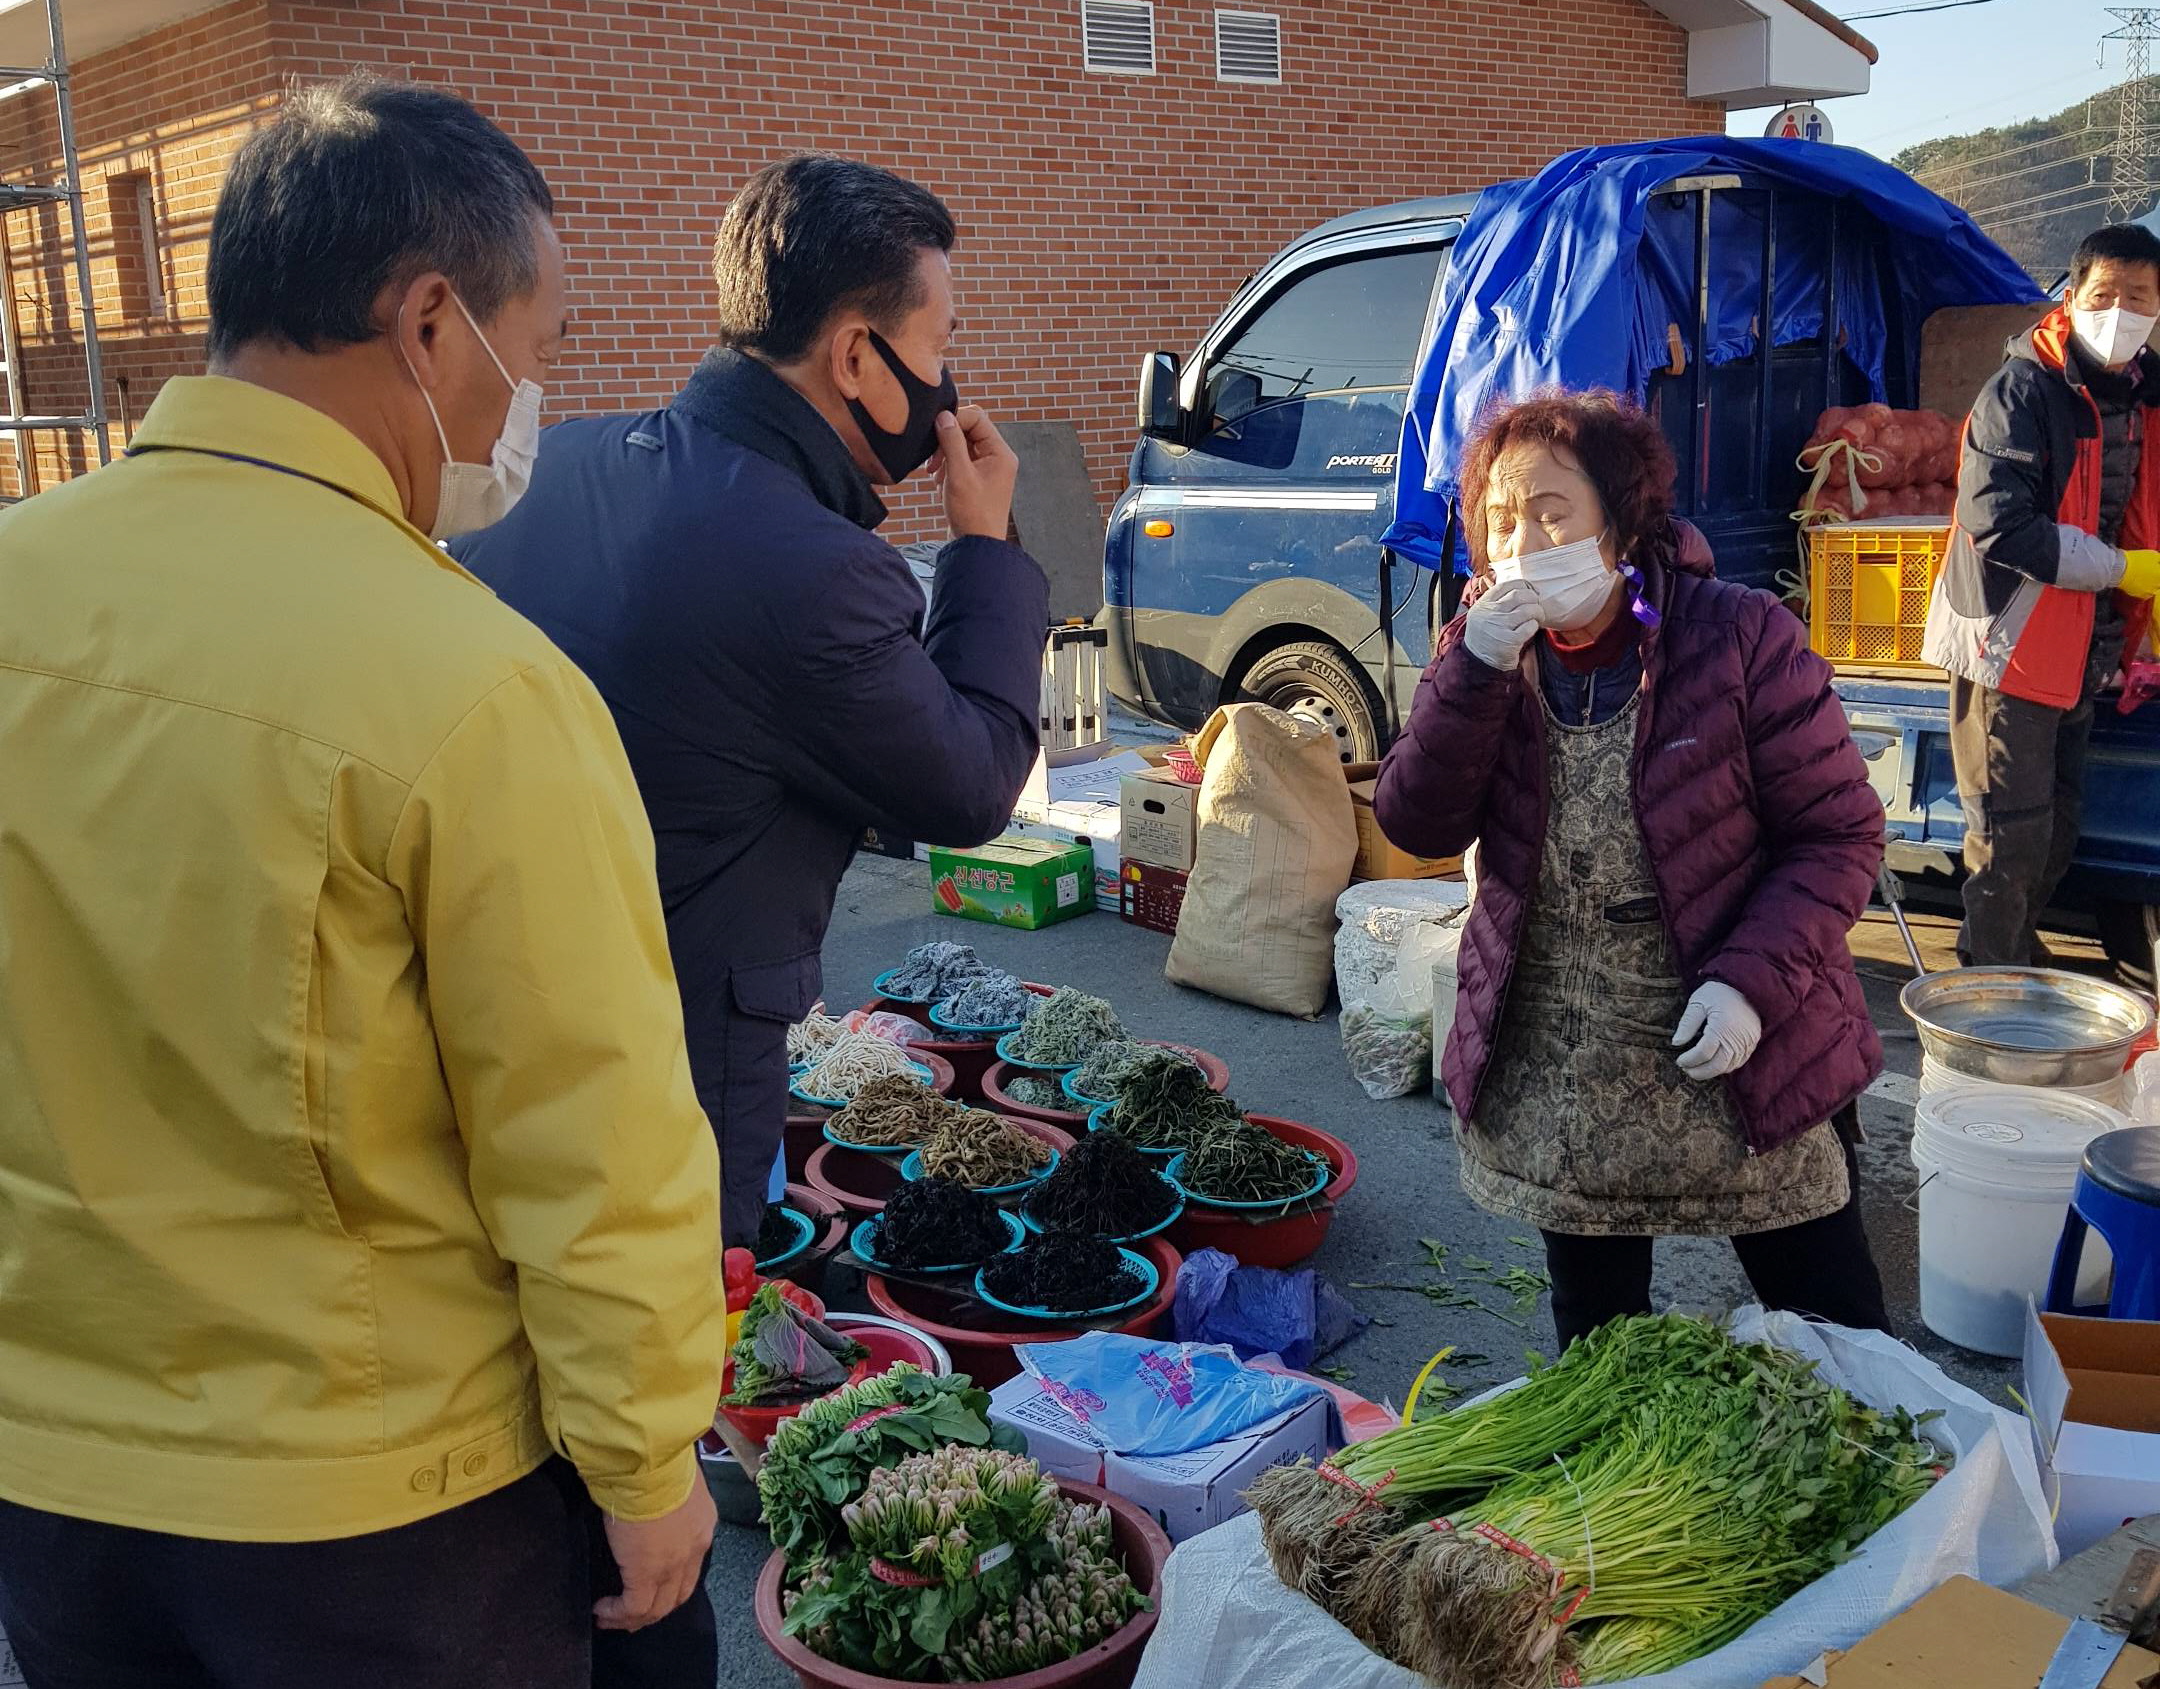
[2044,1126,2160,1320]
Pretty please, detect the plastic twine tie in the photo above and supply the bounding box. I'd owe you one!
[1316,1461,1396,1527]
[1620,563,1662,631]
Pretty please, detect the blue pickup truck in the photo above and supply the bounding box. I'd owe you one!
[1100,138,2160,977]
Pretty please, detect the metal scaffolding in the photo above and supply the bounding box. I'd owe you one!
[0,0,110,498]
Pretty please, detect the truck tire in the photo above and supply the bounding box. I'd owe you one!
[2095,898,2160,987]
[1235,641,1383,764]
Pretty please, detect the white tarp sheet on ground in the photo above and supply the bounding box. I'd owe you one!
[1130,1310,2056,1689]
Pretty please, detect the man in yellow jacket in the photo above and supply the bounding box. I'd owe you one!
[0,76,725,1688]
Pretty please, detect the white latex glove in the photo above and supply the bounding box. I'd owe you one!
[1672,981,1762,1081]
[1463,577,1542,671]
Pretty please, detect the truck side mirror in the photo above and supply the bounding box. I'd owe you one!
[1138,351,1183,439]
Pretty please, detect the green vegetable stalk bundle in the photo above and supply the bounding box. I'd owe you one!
[1246,1316,1947,1688]
[781,1445,1149,1681]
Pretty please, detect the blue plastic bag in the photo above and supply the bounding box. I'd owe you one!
[1171,1248,1366,1372]
[1015,1330,1321,1458]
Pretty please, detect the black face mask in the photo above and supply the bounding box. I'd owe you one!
[847,328,958,482]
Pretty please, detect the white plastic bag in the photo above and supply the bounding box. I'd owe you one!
[1334,883,1469,1101]
[1129,1310,2055,1689]
[2127,1050,2160,1125]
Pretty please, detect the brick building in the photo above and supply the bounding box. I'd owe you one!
[0,0,1874,533]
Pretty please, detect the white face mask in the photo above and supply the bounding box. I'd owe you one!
[2071,304,2158,371]
[1492,530,1619,630]
[401,293,542,541]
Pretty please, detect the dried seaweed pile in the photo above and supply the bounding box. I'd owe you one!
[1027,1131,1177,1236]
[1175,1118,1328,1203]
[937,970,1037,1028]
[981,1232,1144,1313]
[869,1176,1011,1269]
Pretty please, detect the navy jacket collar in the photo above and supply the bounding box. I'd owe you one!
[672,348,887,531]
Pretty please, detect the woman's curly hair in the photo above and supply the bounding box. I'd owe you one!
[1460,389,1678,577]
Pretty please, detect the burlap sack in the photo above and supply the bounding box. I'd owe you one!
[1165,704,1358,1017]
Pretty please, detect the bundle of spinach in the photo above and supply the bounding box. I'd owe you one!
[756,1365,1023,1571]
[720,1282,866,1408]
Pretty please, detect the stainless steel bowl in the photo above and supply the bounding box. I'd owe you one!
[1899,966,2154,1088]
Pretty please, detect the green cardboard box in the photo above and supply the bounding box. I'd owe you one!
[928,836,1094,931]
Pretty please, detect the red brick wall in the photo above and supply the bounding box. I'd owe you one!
[0,0,277,495]
[4,0,1722,526]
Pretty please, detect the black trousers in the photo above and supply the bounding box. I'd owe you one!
[1948,675,2095,967]
[0,1462,716,1689]
[713,1005,792,1249]
[1540,1128,1891,1352]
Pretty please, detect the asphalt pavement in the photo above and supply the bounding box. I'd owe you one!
[713,853,2061,1688]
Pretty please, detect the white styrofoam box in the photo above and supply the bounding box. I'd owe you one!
[989,1374,1331,1544]
[1008,800,1122,911]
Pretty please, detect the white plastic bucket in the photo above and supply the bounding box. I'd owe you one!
[1910,1083,2123,1356]
[1919,1054,2127,1110]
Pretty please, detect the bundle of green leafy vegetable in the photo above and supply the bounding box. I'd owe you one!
[782,1445,1148,1681]
[1247,1314,1947,1689]
[755,1365,1022,1571]
[720,1283,865,1408]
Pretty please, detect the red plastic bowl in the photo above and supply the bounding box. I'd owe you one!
[1163,744,1203,785]
[804,1118,1074,1218]
[1169,1115,1357,1269]
[982,1060,1089,1128]
[830,1314,947,1377]
[755,1478,1169,1689]
[864,1235,1181,1388]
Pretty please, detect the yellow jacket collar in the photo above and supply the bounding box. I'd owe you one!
[127,375,488,587]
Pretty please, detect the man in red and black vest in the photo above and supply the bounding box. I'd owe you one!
[1924,223,2160,965]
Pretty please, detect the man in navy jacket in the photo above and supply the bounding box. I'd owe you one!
[453,154,1046,1267]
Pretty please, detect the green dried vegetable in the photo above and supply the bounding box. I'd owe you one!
[1001,1074,1073,1112]
[1068,1040,1197,1104]
[1004,988,1124,1066]
[1174,1116,1328,1204]
[1100,1060,1242,1153]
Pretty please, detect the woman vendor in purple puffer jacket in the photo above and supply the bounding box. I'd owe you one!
[1374,390,1892,1349]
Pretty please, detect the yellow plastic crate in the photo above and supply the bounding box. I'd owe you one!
[1806,522,1950,671]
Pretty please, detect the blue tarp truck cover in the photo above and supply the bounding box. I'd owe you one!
[1383,135,2045,570]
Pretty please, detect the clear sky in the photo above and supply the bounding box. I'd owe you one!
[1724,0,2134,163]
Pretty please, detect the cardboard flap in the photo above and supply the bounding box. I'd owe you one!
[1757,1575,2160,1689]
[2024,1298,2073,1443]
[2039,1309,2160,1434]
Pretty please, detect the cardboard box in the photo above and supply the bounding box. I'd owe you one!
[1342,761,1462,883]
[2024,1303,2160,1558]
[928,836,1094,931]
[1759,1574,2159,1689]
[1120,861,1189,936]
[988,1374,1332,1544]
[1119,765,1198,872]
[1007,799,1123,912]
[1015,744,1154,817]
